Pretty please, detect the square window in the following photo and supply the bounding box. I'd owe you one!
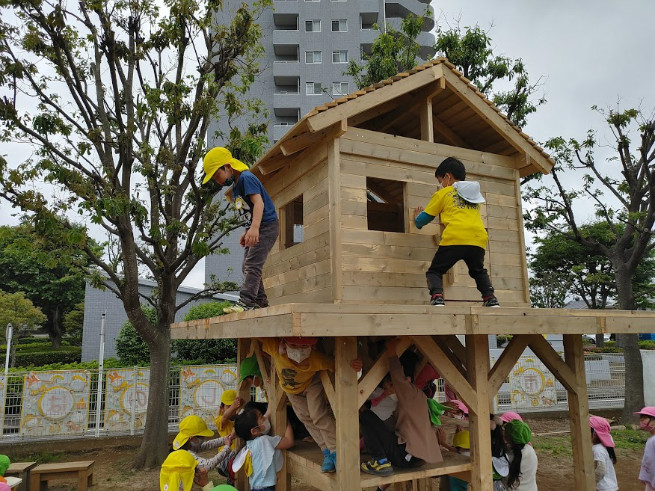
[366,177,405,233]
[281,195,304,248]
[332,50,348,63]
[331,19,347,32]
[305,20,321,32]
[306,82,323,95]
[332,82,349,96]
[305,51,322,64]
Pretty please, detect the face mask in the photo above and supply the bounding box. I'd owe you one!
[259,419,271,435]
[389,394,398,402]
[286,346,311,364]
[640,420,654,431]
[224,176,234,186]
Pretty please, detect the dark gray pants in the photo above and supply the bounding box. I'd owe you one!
[426,245,494,297]
[241,219,279,307]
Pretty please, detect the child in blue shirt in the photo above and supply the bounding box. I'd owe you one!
[234,406,294,491]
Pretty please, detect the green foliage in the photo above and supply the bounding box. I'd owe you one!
[0,225,96,345]
[0,289,47,341]
[639,340,655,350]
[172,301,237,364]
[434,25,544,128]
[115,308,157,366]
[12,346,81,367]
[5,357,124,372]
[345,11,428,89]
[63,303,85,346]
[533,427,649,456]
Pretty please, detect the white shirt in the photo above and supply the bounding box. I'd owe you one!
[592,443,618,490]
[506,445,538,490]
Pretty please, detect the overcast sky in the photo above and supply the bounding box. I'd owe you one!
[432,0,655,144]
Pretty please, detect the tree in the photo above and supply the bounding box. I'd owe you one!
[0,0,270,467]
[62,302,85,346]
[0,289,47,341]
[0,225,94,347]
[172,301,236,364]
[524,106,655,420]
[345,12,427,89]
[434,25,545,128]
[116,307,156,366]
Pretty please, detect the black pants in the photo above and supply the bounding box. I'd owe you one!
[426,245,494,297]
[360,410,416,467]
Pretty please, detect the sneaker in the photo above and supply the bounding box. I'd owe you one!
[222,302,256,314]
[361,458,394,476]
[430,294,445,307]
[321,449,336,473]
[482,296,500,307]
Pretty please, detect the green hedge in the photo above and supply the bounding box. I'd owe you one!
[12,347,81,367]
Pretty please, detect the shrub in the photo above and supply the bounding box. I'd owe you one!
[639,340,655,350]
[13,346,81,367]
[172,301,237,364]
[115,308,157,366]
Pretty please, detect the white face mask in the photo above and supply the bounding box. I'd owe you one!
[259,419,271,435]
[286,346,311,364]
[389,394,398,402]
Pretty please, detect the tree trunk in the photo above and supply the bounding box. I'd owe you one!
[595,334,605,347]
[49,305,63,348]
[133,322,171,468]
[614,265,645,422]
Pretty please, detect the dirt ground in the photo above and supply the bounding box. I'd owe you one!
[7,417,648,490]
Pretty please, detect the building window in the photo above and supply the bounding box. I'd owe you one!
[331,19,348,32]
[305,20,321,32]
[332,50,348,63]
[366,177,405,233]
[332,82,349,96]
[306,82,323,95]
[281,195,304,248]
[305,51,322,64]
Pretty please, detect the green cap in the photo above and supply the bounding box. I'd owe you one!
[0,455,10,476]
[504,419,532,445]
[239,356,261,382]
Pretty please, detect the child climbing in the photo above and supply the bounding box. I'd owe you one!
[413,157,499,307]
[260,336,338,472]
[172,415,234,476]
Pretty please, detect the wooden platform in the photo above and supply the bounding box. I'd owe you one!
[287,441,471,490]
[170,303,654,339]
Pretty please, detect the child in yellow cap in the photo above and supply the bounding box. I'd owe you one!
[214,389,241,484]
[173,415,234,477]
[202,147,279,312]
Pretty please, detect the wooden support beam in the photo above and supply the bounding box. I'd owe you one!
[334,337,360,489]
[420,97,434,143]
[357,337,413,408]
[280,119,347,158]
[563,334,595,491]
[433,115,469,147]
[307,64,444,133]
[270,364,291,491]
[526,334,577,392]
[431,336,467,379]
[253,340,274,396]
[236,339,252,491]
[411,335,477,410]
[327,139,343,302]
[466,334,494,490]
[319,370,336,412]
[487,334,530,397]
[436,335,467,368]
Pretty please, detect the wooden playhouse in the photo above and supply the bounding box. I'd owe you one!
[172,58,655,490]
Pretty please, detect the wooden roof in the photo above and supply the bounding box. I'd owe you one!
[253,58,554,178]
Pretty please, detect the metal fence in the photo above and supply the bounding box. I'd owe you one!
[0,354,626,443]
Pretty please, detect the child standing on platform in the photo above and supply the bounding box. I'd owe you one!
[637,407,655,490]
[589,416,618,491]
[202,147,279,312]
[234,406,295,491]
[260,336,338,473]
[414,157,499,307]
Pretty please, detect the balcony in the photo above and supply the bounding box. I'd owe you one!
[273,29,300,45]
[273,61,301,80]
[273,123,296,142]
[359,0,380,14]
[273,0,299,14]
[385,1,435,31]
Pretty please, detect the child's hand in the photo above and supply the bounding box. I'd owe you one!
[234,397,243,409]
[225,431,235,446]
[350,359,363,371]
[194,467,210,487]
[413,206,424,220]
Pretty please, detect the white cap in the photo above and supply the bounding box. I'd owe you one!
[453,181,485,204]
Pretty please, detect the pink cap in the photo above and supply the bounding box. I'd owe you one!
[500,411,523,423]
[589,416,615,448]
[635,406,655,418]
[0,483,10,491]
[451,399,469,415]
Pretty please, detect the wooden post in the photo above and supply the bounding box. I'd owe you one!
[271,366,291,491]
[236,339,251,491]
[420,97,434,142]
[466,334,493,491]
[563,334,595,491]
[334,336,360,489]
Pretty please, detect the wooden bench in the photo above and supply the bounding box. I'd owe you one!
[29,461,94,491]
[5,461,36,491]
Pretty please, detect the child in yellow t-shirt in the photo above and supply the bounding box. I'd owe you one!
[414,157,499,308]
[260,336,337,473]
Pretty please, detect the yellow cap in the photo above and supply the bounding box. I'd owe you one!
[221,389,237,406]
[173,415,214,450]
[160,450,197,491]
[202,147,249,184]
[453,430,470,450]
